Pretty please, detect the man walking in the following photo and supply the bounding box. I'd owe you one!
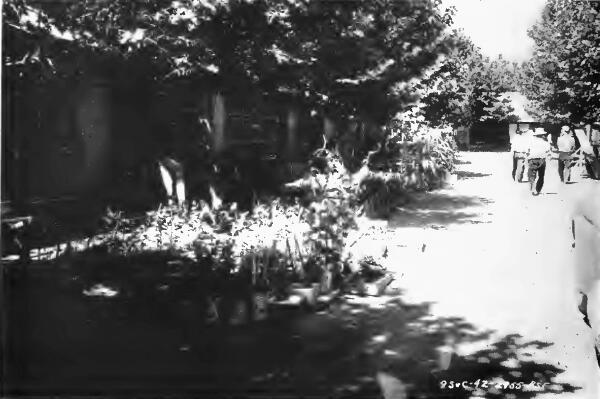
[511,127,528,182]
[585,124,600,180]
[557,125,576,183]
[590,124,600,159]
[526,127,552,195]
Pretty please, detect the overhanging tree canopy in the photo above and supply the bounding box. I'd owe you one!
[3,0,454,125]
[413,29,517,128]
[520,0,600,123]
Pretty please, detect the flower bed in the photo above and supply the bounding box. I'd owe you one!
[54,148,387,325]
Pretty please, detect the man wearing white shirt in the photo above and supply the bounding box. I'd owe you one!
[527,127,552,195]
[511,128,528,182]
[557,125,576,183]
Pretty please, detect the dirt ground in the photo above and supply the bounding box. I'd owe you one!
[356,151,599,398]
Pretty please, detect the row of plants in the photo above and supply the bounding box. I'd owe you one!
[60,148,389,326]
[54,114,456,326]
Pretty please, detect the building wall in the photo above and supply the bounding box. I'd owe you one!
[470,122,510,151]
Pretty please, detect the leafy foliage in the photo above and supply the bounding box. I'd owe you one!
[413,30,518,128]
[356,113,456,218]
[520,0,600,123]
[93,163,359,294]
[4,0,453,125]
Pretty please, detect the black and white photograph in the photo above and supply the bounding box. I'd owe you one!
[2,0,600,397]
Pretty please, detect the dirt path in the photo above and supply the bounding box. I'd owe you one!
[360,152,599,398]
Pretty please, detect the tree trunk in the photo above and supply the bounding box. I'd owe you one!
[323,116,336,148]
[286,106,300,159]
[212,92,226,153]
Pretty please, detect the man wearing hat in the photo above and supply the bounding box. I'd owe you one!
[526,127,552,195]
[557,125,576,183]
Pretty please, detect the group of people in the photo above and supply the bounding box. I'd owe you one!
[511,124,586,195]
[511,123,600,378]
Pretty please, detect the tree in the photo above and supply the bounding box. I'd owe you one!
[413,29,517,129]
[521,0,600,123]
[289,0,451,124]
[4,0,452,125]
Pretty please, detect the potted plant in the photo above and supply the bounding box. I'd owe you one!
[359,256,394,296]
[319,247,345,294]
[241,248,273,322]
[288,254,324,307]
[201,238,249,327]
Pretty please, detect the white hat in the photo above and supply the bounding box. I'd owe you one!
[534,127,547,136]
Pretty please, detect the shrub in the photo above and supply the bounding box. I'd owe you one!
[72,144,395,304]
[354,115,456,217]
[90,172,359,299]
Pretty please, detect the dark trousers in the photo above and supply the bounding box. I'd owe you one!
[512,153,526,182]
[558,153,572,183]
[585,145,600,179]
[527,158,546,194]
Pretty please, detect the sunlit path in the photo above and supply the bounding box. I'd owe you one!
[374,152,600,398]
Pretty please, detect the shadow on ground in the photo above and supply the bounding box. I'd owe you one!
[389,192,493,229]
[467,145,510,153]
[4,264,578,398]
[455,171,492,180]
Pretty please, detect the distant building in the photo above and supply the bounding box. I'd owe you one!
[456,92,529,152]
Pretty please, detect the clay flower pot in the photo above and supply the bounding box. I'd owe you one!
[290,283,319,307]
[364,274,394,296]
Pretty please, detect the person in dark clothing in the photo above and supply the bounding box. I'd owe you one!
[590,124,600,159]
[585,124,600,179]
[526,128,552,195]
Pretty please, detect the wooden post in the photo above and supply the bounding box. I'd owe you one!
[508,123,518,143]
[212,92,226,153]
[456,125,471,151]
